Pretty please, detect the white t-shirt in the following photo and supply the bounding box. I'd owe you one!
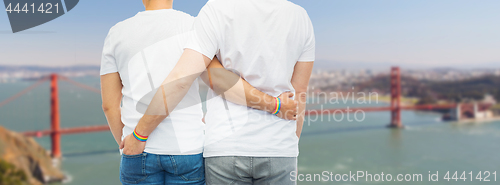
[186,0,315,157]
[100,9,204,155]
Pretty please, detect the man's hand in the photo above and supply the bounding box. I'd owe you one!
[120,134,146,155]
[275,92,298,120]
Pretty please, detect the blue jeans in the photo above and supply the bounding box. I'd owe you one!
[120,152,205,185]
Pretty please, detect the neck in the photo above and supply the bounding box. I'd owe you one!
[145,0,173,11]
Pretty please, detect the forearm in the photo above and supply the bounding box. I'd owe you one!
[103,109,124,145]
[295,91,307,138]
[135,72,199,136]
[100,72,124,146]
[135,49,211,136]
[204,59,275,113]
[244,82,276,113]
[214,77,276,113]
[290,61,314,139]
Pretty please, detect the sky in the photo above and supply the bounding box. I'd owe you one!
[0,0,499,69]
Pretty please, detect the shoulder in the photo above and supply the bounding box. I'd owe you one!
[205,0,223,6]
[283,1,309,16]
[283,1,313,29]
[106,14,140,36]
[201,0,234,12]
[172,9,195,23]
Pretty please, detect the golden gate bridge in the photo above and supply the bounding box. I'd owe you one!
[0,67,491,158]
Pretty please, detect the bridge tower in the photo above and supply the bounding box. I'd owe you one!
[389,67,403,128]
[50,74,61,158]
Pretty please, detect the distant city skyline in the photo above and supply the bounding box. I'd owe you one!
[1,0,499,69]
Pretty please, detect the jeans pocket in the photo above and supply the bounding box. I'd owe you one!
[171,154,204,182]
[120,153,148,184]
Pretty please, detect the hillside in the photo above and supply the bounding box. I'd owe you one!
[0,126,64,185]
[357,75,500,104]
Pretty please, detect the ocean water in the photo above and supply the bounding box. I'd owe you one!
[0,77,499,185]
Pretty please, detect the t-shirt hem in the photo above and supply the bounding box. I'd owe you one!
[184,46,214,61]
[100,69,118,76]
[297,58,315,62]
[144,149,203,156]
[203,152,299,158]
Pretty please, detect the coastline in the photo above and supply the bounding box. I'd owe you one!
[451,116,500,124]
[307,93,419,105]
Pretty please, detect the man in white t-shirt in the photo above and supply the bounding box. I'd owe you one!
[188,1,314,184]
[100,1,206,183]
[120,0,314,184]
[101,0,300,184]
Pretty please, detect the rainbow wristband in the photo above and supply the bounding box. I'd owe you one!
[272,97,281,115]
[133,129,148,142]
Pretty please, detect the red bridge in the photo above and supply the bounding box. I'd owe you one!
[304,67,492,125]
[0,67,491,158]
[0,74,109,158]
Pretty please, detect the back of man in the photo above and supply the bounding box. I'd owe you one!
[186,0,315,184]
[101,8,205,184]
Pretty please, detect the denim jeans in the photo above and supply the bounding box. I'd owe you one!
[120,152,205,185]
[205,156,297,185]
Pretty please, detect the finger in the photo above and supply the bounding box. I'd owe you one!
[279,92,291,98]
[119,139,125,149]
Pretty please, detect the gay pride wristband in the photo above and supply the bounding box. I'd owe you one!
[133,129,148,142]
[272,97,281,115]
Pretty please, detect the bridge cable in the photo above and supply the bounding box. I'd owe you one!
[0,77,49,108]
[58,76,101,94]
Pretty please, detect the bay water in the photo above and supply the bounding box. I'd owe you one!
[0,77,498,184]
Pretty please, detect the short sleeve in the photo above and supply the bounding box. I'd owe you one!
[297,14,315,62]
[100,28,118,75]
[184,2,219,60]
